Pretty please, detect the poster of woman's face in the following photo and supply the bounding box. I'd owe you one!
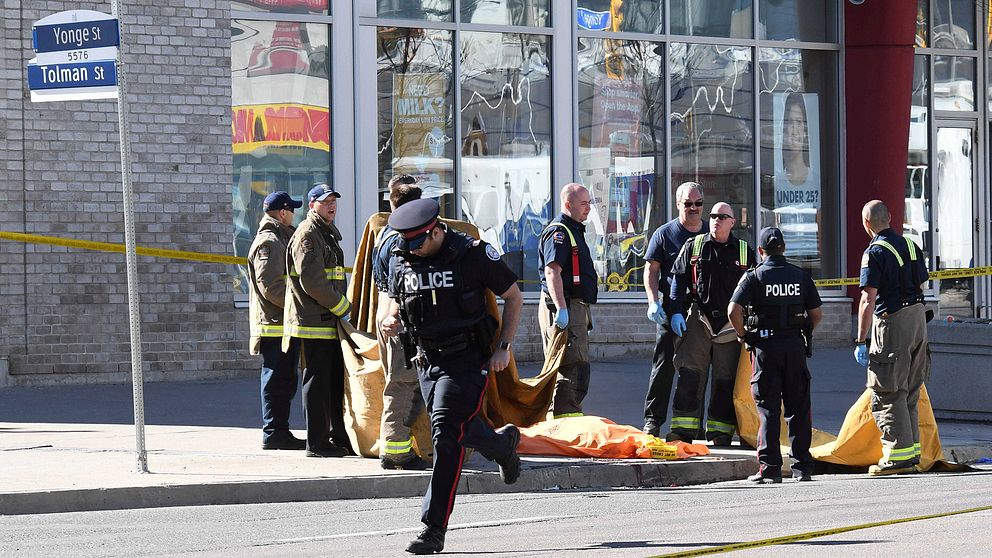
[773,92,820,209]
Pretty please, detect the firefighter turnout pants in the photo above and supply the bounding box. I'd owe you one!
[377,325,425,461]
[670,308,739,441]
[418,349,516,529]
[538,294,592,418]
[868,303,930,467]
[750,342,813,476]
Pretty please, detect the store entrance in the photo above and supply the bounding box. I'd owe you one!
[933,122,979,318]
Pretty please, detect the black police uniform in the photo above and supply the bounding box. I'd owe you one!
[668,232,755,442]
[859,228,929,469]
[537,214,597,417]
[388,203,519,531]
[731,254,821,478]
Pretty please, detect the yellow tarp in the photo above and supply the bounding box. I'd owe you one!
[732,347,951,471]
[339,213,560,458]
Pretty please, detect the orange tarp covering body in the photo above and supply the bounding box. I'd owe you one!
[518,416,711,459]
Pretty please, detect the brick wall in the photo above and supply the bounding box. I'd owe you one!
[1,1,252,386]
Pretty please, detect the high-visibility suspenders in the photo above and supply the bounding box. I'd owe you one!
[542,223,581,289]
[688,235,748,298]
[871,238,917,267]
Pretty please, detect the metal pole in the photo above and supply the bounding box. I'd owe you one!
[111,0,148,473]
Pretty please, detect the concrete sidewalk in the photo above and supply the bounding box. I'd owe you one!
[1,348,990,515]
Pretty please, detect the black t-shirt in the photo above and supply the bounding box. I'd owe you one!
[538,214,598,304]
[859,228,927,315]
[645,218,708,312]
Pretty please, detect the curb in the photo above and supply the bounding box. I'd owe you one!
[0,457,758,516]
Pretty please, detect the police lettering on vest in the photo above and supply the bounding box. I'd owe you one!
[404,270,455,292]
[766,283,801,297]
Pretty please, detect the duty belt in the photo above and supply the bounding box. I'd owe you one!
[418,331,479,356]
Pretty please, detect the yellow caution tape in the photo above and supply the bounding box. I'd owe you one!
[648,504,992,558]
[3,230,989,286]
[0,231,355,271]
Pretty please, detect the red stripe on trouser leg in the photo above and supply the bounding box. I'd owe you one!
[441,372,489,528]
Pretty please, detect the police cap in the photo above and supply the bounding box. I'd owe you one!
[263,191,303,212]
[308,183,341,203]
[759,226,785,250]
[388,198,440,251]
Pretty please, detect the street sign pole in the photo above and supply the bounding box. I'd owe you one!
[110,0,147,474]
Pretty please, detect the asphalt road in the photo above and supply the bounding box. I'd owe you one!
[3,466,990,557]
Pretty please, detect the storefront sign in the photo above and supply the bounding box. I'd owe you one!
[232,103,330,153]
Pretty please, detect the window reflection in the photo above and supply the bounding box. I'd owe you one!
[758,48,840,280]
[915,0,928,47]
[231,0,326,14]
[932,0,975,50]
[670,0,752,38]
[934,55,975,111]
[906,55,932,279]
[377,0,453,21]
[577,38,665,293]
[576,1,662,34]
[758,0,835,43]
[231,19,330,294]
[376,28,455,214]
[460,32,552,290]
[671,44,753,238]
[462,0,549,26]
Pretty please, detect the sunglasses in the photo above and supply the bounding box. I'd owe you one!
[710,213,734,221]
[681,200,705,208]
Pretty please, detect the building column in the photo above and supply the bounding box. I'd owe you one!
[844,1,916,288]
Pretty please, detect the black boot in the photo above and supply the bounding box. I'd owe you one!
[406,525,445,554]
[494,424,521,485]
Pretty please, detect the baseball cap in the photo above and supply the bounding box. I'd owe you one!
[759,226,785,250]
[263,191,303,212]
[308,183,341,203]
[388,198,441,252]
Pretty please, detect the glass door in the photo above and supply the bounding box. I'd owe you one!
[933,122,978,318]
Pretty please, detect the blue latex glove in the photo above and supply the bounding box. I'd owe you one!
[553,307,569,329]
[647,301,667,325]
[854,343,868,367]
[670,313,687,337]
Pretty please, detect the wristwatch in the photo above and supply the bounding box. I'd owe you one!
[498,341,512,351]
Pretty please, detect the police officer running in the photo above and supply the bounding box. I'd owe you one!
[284,183,354,458]
[538,182,598,418]
[372,174,428,470]
[641,182,709,436]
[666,202,755,446]
[728,227,822,483]
[380,198,523,555]
[855,200,930,476]
[248,191,306,450]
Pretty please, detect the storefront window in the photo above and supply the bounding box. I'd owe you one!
[906,55,932,275]
[376,28,455,214]
[576,1,662,34]
[932,0,975,50]
[377,0,452,21]
[758,0,836,43]
[577,38,665,293]
[463,0,549,27]
[232,0,327,15]
[934,55,976,111]
[915,0,928,47]
[231,19,330,294]
[757,48,839,281]
[460,32,552,290]
[671,44,754,238]
[670,0,752,39]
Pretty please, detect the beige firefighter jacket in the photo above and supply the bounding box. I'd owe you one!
[247,214,294,355]
[283,209,350,349]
